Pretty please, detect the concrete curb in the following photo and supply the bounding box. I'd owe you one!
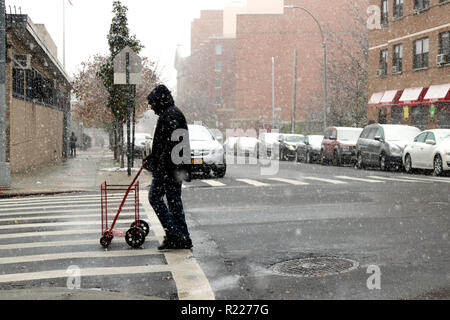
[0,287,164,300]
[0,190,91,199]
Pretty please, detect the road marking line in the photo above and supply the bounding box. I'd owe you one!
[401,176,450,183]
[302,177,348,184]
[201,180,226,187]
[0,194,125,204]
[0,197,128,207]
[0,265,171,283]
[0,206,137,217]
[335,176,385,183]
[367,176,429,183]
[0,229,99,240]
[0,249,162,264]
[236,179,270,187]
[0,213,135,223]
[0,237,158,250]
[0,220,134,230]
[268,178,309,186]
[140,190,215,300]
[0,203,138,212]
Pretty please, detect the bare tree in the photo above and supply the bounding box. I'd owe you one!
[325,0,369,128]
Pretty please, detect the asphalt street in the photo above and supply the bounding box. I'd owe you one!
[0,155,448,300]
[183,157,450,300]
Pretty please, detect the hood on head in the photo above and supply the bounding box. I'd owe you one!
[147,85,174,115]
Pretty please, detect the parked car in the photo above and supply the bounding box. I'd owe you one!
[236,137,260,158]
[140,133,153,159]
[320,127,363,166]
[296,135,324,163]
[189,124,226,178]
[209,128,224,145]
[356,124,421,171]
[129,133,151,158]
[403,129,450,176]
[258,132,280,158]
[278,134,306,161]
[224,137,239,156]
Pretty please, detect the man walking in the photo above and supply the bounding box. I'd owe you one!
[70,132,77,157]
[144,85,193,250]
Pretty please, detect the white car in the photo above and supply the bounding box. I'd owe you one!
[258,132,280,158]
[189,124,226,178]
[403,129,450,176]
[236,137,260,158]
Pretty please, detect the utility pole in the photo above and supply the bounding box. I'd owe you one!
[291,49,297,134]
[271,57,275,130]
[0,0,11,188]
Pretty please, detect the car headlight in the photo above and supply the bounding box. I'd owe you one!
[389,144,402,154]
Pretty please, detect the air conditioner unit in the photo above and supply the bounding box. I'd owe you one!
[436,54,449,66]
[392,66,400,74]
[13,54,32,69]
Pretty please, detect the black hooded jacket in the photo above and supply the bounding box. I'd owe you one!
[146,85,191,181]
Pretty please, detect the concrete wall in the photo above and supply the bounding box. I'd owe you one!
[9,98,64,173]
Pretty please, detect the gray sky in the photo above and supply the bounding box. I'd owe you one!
[5,0,230,90]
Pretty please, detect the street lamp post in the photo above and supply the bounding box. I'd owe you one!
[284,5,328,132]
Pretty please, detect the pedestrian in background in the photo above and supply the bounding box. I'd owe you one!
[70,132,77,158]
[144,84,193,250]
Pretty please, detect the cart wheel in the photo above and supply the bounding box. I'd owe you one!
[131,220,150,236]
[125,227,146,248]
[100,234,113,248]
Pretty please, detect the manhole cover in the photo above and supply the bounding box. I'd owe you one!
[270,257,359,278]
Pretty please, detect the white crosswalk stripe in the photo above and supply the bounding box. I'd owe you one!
[268,178,309,185]
[0,191,215,300]
[335,176,385,183]
[201,180,226,187]
[367,176,431,183]
[400,176,450,183]
[236,179,270,187]
[302,177,348,184]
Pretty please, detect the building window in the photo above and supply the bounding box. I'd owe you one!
[414,0,430,12]
[381,0,389,26]
[215,78,222,88]
[392,44,403,73]
[393,0,403,19]
[439,31,450,54]
[379,49,388,76]
[215,44,222,55]
[215,61,222,72]
[413,38,429,70]
[12,68,25,99]
[214,96,222,105]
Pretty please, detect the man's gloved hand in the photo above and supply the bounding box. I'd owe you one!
[143,156,152,172]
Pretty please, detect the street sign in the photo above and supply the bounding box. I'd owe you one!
[113,46,142,85]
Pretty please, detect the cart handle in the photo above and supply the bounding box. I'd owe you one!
[106,160,147,235]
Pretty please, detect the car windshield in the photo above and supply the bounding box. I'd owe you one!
[283,135,304,143]
[384,126,421,141]
[188,125,214,141]
[337,129,362,141]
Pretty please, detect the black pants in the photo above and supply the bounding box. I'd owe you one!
[149,177,190,239]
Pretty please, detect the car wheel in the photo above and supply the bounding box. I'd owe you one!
[356,153,365,170]
[213,165,226,178]
[433,155,443,177]
[380,153,388,171]
[333,150,341,167]
[404,154,413,174]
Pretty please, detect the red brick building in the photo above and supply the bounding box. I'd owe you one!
[367,0,450,130]
[176,0,367,132]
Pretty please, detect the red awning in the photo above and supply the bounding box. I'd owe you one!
[368,92,384,105]
[379,90,402,106]
[399,87,427,104]
[423,83,450,103]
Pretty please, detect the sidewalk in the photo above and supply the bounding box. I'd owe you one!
[0,147,153,198]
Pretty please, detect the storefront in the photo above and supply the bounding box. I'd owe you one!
[368,83,450,130]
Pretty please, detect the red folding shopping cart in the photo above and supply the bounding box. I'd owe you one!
[100,162,149,248]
